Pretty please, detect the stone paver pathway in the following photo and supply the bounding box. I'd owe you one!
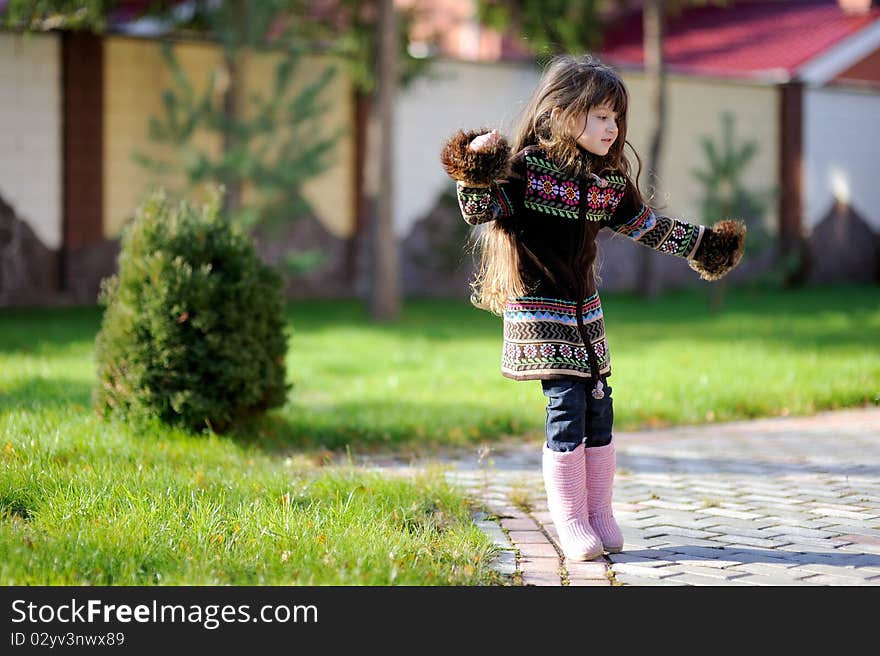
[366,406,880,586]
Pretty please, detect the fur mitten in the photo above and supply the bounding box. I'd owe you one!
[440,129,511,186]
[689,219,747,281]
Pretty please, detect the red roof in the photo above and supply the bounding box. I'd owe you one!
[600,0,880,81]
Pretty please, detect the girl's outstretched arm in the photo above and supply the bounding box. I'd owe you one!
[440,129,517,225]
[604,185,746,281]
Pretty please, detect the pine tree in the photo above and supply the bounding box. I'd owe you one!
[691,112,775,308]
[134,1,341,262]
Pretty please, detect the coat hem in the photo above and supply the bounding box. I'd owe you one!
[501,368,612,382]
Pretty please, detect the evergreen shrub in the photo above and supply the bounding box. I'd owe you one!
[94,189,289,432]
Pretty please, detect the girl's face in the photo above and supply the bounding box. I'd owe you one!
[568,103,619,156]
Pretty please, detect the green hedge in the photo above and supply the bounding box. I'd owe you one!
[94,189,289,432]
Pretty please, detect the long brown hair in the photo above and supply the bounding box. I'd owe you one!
[471,54,644,315]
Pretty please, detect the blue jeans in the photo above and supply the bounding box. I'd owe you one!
[541,377,614,452]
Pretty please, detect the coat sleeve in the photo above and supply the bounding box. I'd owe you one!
[440,129,522,226]
[603,180,746,281]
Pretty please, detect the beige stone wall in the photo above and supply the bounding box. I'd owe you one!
[620,72,779,232]
[103,36,354,239]
[396,58,542,236]
[240,51,355,238]
[0,31,62,249]
[103,37,220,237]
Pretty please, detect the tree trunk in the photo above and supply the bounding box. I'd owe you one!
[221,49,243,216]
[220,0,246,217]
[637,0,666,299]
[369,0,401,321]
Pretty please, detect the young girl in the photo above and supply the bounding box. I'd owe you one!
[440,54,745,561]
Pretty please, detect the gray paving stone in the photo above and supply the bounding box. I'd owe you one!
[741,494,807,505]
[627,548,686,562]
[695,507,766,520]
[477,523,514,551]
[759,550,848,566]
[664,572,755,586]
[614,538,658,551]
[772,517,845,530]
[810,507,880,520]
[794,574,876,586]
[652,536,732,548]
[774,538,852,554]
[810,501,876,512]
[656,564,747,580]
[639,500,706,511]
[696,524,784,539]
[672,556,743,568]
[623,516,675,529]
[789,562,879,580]
[716,499,763,511]
[687,485,746,494]
[837,544,880,567]
[826,526,880,539]
[764,525,838,539]
[490,550,517,576]
[726,573,822,586]
[606,552,677,567]
[836,554,880,570]
[730,562,802,577]
[436,406,880,585]
[627,510,716,526]
[710,534,792,549]
[694,516,779,530]
[614,573,689,586]
[640,525,722,540]
[611,563,680,579]
[708,549,796,566]
[662,544,741,560]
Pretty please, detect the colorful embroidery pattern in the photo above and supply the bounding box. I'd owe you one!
[456,182,515,225]
[493,183,514,218]
[585,174,626,222]
[524,156,579,219]
[501,294,611,380]
[522,155,628,222]
[613,206,704,258]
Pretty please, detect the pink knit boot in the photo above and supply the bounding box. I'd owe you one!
[584,440,624,553]
[542,443,604,561]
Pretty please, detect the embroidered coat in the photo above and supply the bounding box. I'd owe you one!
[440,130,746,384]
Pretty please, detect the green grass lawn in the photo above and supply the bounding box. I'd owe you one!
[276,283,879,450]
[1,283,878,584]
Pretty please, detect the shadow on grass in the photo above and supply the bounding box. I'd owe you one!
[2,285,878,354]
[227,399,531,455]
[287,286,880,351]
[0,306,103,354]
[1,377,94,409]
